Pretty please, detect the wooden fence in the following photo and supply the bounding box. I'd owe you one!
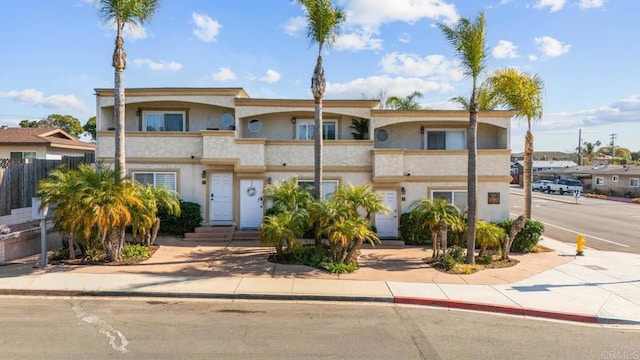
[0,154,94,216]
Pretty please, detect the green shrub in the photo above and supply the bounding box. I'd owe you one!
[291,244,330,268]
[447,245,466,263]
[321,261,359,274]
[399,212,432,245]
[429,253,457,271]
[158,201,202,235]
[122,243,149,259]
[496,219,545,253]
[84,246,105,263]
[476,253,493,265]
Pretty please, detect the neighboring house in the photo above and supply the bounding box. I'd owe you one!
[95,87,515,237]
[511,151,573,163]
[590,165,640,197]
[0,127,95,162]
[513,160,577,176]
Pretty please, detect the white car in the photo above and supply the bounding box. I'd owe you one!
[532,180,553,191]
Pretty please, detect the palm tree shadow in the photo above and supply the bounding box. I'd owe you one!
[509,279,640,292]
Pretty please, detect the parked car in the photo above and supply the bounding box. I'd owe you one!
[546,179,583,195]
[532,180,553,191]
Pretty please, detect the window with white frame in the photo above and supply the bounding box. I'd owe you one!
[595,177,604,186]
[10,151,36,161]
[297,120,337,140]
[432,190,467,213]
[424,129,466,150]
[297,180,338,199]
[133,172,177,191]
[143,111,185,131]
[612,175,619,182]
[630,178,640,187]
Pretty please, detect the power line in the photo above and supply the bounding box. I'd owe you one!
[609,133,617,158]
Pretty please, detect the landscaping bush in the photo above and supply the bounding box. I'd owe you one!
[399,212,432,245]
[291,244,330,268]
[158,201,202,235]
[496,219,544,253]
[122,243,150,259]
[429,253,457,271]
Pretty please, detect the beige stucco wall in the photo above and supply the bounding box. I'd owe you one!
[374,122,507,150]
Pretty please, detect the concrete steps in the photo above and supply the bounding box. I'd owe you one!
[183,226,234,243]
[232,230,260,242]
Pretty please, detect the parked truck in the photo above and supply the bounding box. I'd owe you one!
[545,179,583,195]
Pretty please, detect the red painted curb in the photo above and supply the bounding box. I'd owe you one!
[394,296,598,324]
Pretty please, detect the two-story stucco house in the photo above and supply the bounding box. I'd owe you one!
[95,88,515,238]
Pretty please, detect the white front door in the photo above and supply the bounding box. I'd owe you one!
[375,190,398,239]
[210,173,233,224]
[240,180,264,229]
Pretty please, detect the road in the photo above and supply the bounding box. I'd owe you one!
[0,297,637,359]
[510,188,640,253]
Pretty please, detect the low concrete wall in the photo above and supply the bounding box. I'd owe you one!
[0,227,61,265]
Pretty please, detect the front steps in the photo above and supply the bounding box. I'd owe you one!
[183,226,260,243]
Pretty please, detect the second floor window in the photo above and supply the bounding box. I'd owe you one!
[297,120,336,140]
[143,111,185,132]
[424,129,465,150]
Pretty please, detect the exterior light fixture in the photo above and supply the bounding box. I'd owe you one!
[291,116,297,124]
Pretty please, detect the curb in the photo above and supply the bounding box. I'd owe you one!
[0,289,394,304]
[393,296,640,325]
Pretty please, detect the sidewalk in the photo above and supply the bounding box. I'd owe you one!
[0,236,638,325]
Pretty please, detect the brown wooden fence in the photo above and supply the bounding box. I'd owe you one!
[0,154,94,216]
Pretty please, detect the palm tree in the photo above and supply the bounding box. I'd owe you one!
[439,12,488,264]
[449,81,501,111]
[581,140,601,165]
[385,91,424,110]
[130,184,180,246]
[488,68,544,219]
[409,197,462,257]
[476,221,505,257]
[296,0,346,200]
[98,0,159,179]
[38,163,142,261]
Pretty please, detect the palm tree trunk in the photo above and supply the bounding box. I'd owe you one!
[523,130,534,219]
[312,55,325,200]
[112,31,126,180]
[466,90,478,264]
[439,222,448,252]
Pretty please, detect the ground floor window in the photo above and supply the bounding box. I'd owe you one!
[595,177,604,186]
[630,178,640,188]
[431,190,467,213]
[297,180,338,199]
[133,172,177,191]
[10,151,36,162]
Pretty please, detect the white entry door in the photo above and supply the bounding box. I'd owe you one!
[240,179,264,229]
[210,173,233,224]
[375,190,398,239]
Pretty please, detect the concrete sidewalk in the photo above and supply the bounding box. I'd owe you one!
[0,236,638,325]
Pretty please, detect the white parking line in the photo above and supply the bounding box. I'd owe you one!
[509,212,630,248]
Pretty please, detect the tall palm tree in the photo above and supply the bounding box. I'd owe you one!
[438,12,488,264]
[488,68,544,219]
[581,140,601,165]
[98,0,159,179]
[296,0,346,200]
[385,91,424,110]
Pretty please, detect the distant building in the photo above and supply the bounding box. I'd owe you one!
[0,127,95,162]
[510,151,573,163]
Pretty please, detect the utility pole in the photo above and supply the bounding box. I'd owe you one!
[578,129,583,166]
[609,133,617,159]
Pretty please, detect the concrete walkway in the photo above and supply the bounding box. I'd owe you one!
[0,236,638,325]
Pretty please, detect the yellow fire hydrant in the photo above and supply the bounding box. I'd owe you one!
[576,234,586,256]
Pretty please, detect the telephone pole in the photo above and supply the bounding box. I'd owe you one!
[578,129,583,166]
[609,133,617,159]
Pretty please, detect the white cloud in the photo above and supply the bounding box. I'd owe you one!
[528,54,539,61]
[210,67,237,82]
[0,89,90,113]
[398,32,411,43]
[533,0,566,12]
[380,52,463,81]
[99,21,149,40]
[283,16,306,36]
[492,40,519,59]
[578,0,605,9]
[335,31,383,51]
[345,0,459,28]
[192,13,221,43]
[133,58,182,71]
[326,75,454,99]
[259,69,281,84]
[534,36,571,57]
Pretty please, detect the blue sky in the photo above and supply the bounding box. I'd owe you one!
[0,0,637,153]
